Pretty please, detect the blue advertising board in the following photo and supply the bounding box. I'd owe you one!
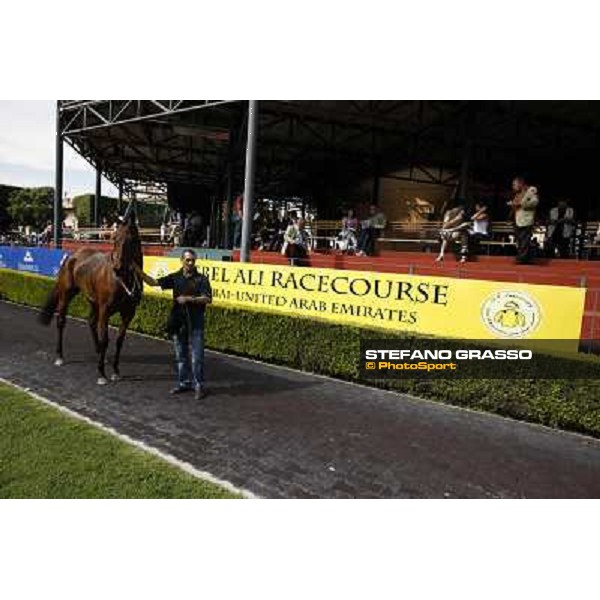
[0,246,70,277]
[0,246,16,269]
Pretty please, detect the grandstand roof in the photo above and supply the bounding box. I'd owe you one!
[59,100,600,202]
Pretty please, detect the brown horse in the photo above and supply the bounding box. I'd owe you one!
[39,205,143,385]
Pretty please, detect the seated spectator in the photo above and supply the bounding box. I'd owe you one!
[335,209,359,253]
[469,202,490,253]
[184,212,204,247]
[169,221,182,246]
[356,205,387,257]
[40,222,53,245]
[257,211,277,251]
[231,209,242,249]
[266,211,291,252]
[100,217,112,241]
[282,217,311,266]
[435,204,470,263]
[530,236,542,258]
[546,199,575,258]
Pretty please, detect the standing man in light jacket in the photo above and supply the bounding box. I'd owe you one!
[507,176,539,264]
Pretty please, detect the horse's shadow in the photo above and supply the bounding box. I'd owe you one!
[116,374,175,382]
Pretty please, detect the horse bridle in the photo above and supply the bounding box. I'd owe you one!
[116,266,141,299]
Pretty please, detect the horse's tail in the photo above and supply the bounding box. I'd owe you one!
[38,255,73,325]
[39,285,59,325]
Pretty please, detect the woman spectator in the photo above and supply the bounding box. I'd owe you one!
[469,202,490,254]
[435,204,470,263]
[336,209,359,253]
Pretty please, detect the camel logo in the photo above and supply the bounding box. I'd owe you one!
[23,251,34,263]
[481,290,541,338]
[154,263,169,278]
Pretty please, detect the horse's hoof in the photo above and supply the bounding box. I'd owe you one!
[110,373,120,382]
[97,377,109,386]
[54,358,64,367]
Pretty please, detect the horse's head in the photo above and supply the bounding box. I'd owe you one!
[111,209,143,273]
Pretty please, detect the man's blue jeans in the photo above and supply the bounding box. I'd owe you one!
[173,327,205,390]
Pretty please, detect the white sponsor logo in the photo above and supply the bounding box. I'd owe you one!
[23,251,34,263]
[481,290,541,338]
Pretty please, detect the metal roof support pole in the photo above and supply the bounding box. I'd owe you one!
[457,107,472,203]
[240,100,258,263]
[94,167,102,227]
[118,179,123,214]
[223,161,233,249]
[207,196,216,247]
[372,156,381,205]
[212,196,219,248]
[53,102,64,249]
[457,137,471,202]
[213,195,223,249]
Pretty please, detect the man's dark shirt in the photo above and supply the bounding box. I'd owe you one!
[157,268,212,331]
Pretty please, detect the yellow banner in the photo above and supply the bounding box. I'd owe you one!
[143,256,585,341]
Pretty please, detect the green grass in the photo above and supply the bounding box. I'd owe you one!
[0,382,241,499]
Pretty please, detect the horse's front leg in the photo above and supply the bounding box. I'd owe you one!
[111,306,134,381]
[96,308,110,385]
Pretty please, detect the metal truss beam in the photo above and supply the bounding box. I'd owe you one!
[59,100,238,135]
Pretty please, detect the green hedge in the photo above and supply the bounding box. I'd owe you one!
[1,268,600,438]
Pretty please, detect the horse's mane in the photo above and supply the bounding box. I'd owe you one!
[111,220,143,272]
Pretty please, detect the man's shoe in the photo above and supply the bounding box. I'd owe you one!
[194,387,208,400]
[170,386,192,395]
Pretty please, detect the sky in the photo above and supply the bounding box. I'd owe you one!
[0,101,117,197]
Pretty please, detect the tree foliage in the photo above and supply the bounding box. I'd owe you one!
[7,187,54,230]
[0,184,22,231]
[72,194,118,227]
[73,194,165,227]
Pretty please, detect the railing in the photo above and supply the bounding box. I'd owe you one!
[311,219,600,257]
[63,227,165,245]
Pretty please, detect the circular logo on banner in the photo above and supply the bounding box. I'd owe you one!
[481,290,541,338]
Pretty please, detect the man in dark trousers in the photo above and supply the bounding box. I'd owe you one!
[135,249,212,400]
[507,176,539,264]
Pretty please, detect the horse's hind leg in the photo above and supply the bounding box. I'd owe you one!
[88,305,100,353]
[54,287,77,366]
[96,306,110,385]
[111,306,134,381]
